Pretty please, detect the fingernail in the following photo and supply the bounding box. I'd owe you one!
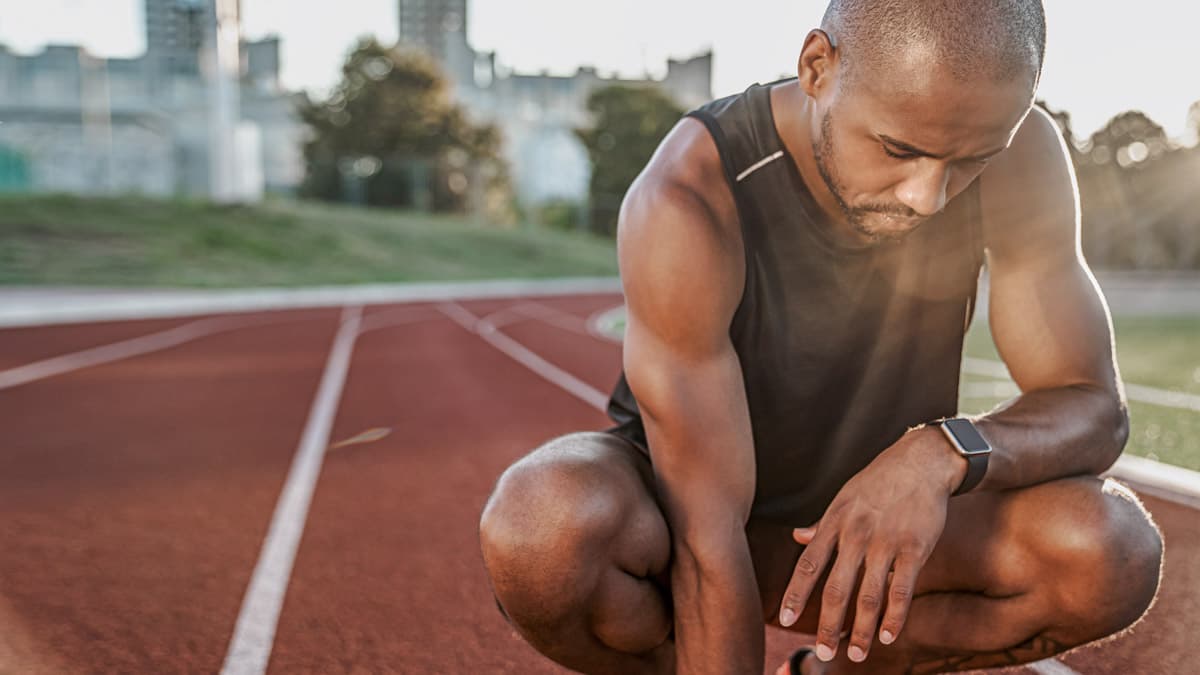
[847,645,866,662]
[880,630,895,645]
[816,644,835,662]
[780,608,796,627]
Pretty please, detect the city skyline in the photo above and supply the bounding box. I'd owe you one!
[1,0,1198,141]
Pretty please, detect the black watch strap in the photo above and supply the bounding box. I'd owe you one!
[937,418,991,496]
[953,451,989,496]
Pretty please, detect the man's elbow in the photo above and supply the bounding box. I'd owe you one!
[1094,392,1131,474]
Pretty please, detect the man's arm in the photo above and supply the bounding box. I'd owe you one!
[776,107,1131,667]
[961,105,1129,491]
[618,121,762,675]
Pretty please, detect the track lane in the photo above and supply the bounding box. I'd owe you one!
[2,295,1194,674]
[0,308,341,673]
[267,303,613,673]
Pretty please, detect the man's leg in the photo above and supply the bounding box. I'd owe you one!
[759,476,1164,674]
[479,431,676,675]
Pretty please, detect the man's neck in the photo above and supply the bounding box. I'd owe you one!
[768,82,871,249]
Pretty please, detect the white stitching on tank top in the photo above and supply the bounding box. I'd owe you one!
[735,150,785,182]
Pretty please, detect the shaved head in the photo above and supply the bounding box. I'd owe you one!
[822,0,1046,88]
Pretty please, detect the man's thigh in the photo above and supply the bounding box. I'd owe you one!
[748,474,1147,632]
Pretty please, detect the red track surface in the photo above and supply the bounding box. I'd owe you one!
[0,295,1194,674]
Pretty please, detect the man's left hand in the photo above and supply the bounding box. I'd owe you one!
[777,428,966,664]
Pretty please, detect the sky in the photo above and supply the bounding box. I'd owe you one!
[1,0,1197,141]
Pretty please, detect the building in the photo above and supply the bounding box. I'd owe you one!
[396,0,712,206]
[0,0,304,198]
[144,0,211,86]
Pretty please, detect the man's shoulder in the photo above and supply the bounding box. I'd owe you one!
[978,106,1073,216]
[620,116,740,249]
[616,117,746,331]
[978,105,1079,257]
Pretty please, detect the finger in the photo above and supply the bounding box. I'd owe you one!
[778,530,835,628]
[812,545,865,663]
[878,552,924,645]
[793,526,816,544]
[845,552,894,663]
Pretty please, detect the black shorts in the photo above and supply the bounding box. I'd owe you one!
[603,417,650,457]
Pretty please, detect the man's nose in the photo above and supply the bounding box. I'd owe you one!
[895,159,949,217]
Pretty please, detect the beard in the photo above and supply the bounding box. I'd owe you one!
[811,109,924,246]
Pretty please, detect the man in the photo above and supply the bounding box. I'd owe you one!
[478,0,1164,673]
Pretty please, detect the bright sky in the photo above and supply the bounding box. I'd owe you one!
[1,0,1197,141]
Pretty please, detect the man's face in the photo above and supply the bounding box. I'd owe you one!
[811,56,1035,245]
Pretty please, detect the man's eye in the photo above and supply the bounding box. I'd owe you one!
[882,145,918,160]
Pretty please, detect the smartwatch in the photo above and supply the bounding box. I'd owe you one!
[936,418,992,496]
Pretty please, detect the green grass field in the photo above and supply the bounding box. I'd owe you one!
[960,317,1200,471]
[0,195,618,287]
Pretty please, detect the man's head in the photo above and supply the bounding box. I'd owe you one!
[797,0,1045,245]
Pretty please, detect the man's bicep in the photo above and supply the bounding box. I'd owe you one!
[981,107,1120,394]
[987,255,1120,394]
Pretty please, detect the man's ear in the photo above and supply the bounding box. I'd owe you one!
[797,29,839,98]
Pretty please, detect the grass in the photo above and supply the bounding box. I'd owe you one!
[961,318,1200,471]
[0,194,618,287]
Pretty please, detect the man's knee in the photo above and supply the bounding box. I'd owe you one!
[479,432,640,628]
[1027,476,1163,636]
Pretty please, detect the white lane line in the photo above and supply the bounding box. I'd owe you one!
[220,305,363,675]
[1107,454,1200,510]
[962,356,1200,413]
[355,306,442,335]
[438,302,609,412]
[0,313,321,391]
[1124,382,1200,413]
[1027,658,1082,675]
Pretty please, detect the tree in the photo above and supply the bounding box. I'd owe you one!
[1070,109,1200,269]
[298,38,509,218]
[576,84,684,236]
[1080,111,1169,169]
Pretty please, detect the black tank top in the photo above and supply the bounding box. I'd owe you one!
[607,79,985,526]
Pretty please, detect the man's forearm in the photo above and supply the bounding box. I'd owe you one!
[670,534,764,675]
[969,382,1130,491]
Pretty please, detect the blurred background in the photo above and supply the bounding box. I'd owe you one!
[0,4,1198,673]
[0,1,1198,268]
[0,1,1197,461]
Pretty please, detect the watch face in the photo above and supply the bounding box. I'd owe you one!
[944,418,991,453]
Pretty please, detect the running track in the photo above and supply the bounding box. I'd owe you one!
[0,293,1195,674]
